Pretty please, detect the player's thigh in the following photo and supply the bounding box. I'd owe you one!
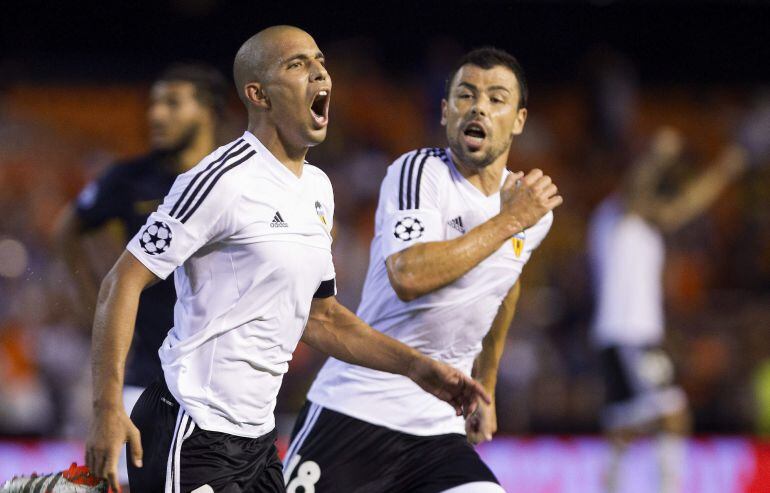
[179,428,284,493]
[284,403,400,492]
[118,385,146,486]
[128,379,179,491]
[407,434,499,493]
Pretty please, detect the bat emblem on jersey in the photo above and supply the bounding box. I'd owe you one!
[315,200,327,226]
[139,221,173,255]
[512,231,525,257]
[394,217,424,241]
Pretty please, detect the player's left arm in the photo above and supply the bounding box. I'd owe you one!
[303,296,491,417]
[466,280,521,444]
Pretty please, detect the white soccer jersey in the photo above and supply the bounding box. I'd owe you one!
[126,131,336,438]
[307,147,553,436]
[588,195,665,347]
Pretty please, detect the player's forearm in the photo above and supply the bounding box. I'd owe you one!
[91,255,151,408]
[473,282,520,395]
[656,146,746,231]
[303,298,422,376]
[387,215,517,301]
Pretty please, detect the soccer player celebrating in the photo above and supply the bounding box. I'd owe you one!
[55,62,227,491]
[285,48,562,493]
[85,26,489,492]
[588,127,749,493]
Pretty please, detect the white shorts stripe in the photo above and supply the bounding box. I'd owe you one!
[165,408,184,493]
[174,414,196,493]
[283,403,322,480]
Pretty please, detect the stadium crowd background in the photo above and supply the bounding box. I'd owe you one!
[0,0,768,453]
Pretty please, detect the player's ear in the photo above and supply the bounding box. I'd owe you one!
[245,82,270,110]
[511,107,527,136]
[440,99,448,126]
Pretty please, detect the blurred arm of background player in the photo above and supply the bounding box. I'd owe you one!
[466,280,521,444]
[386,168,561,301]
[303,296,491,417]
[54,208,122,327]
[624,127,748,233]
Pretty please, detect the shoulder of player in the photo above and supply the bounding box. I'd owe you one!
[302,162,333,189]
[97,153,157,181]
[387,147,451,181]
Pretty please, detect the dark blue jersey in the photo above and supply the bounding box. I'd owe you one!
[76,153,177,387]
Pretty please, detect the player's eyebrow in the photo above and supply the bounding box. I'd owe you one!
[456,82,513,96]
[283,51,325,64]
[487,85,512,94]
[457,81,478,92]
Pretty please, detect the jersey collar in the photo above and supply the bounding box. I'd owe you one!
[241,131,305,184]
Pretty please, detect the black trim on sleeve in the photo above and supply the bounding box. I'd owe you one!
[170,139,246,218]
[398,153,410,210]
[178,150,256,224]
[413,152,430,210]
[313,279,336,299]
[404,151,420,210]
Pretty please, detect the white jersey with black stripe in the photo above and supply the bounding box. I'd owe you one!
[126,131,336,439]
[588,195,666,347]
[307,148,553,436]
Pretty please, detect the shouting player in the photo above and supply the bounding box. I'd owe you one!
[55,62,227,491]
[285,47,561,493]
[84,26,489,492]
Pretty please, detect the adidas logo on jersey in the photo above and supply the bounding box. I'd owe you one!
[447,216,465,234]
[270,211,288,228]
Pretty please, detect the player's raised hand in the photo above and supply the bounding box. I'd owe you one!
[465,398,497,445]
[86,406,143,491]
[497,168,562,236]
[407,356,491,417]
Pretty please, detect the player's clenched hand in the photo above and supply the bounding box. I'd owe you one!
[86,406,143,491]
[465,398,497,445]
[408,356,491,417]
[497,168,562,236]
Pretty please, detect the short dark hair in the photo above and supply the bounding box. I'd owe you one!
[445,47,528,109]
[156,63,229,118]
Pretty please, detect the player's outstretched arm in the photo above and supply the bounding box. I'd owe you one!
[387,169,561,301]
[53,206,102,326]
[303,296,491,416]
[466,280,521,444]
[86,251,158,490]
[641,145,747,233]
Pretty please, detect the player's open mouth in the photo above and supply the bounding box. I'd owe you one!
[310,89,330,128]
[462,122,487,151]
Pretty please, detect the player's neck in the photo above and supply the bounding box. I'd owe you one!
[453,152,509,196]
[248,124,307,177]
[175,130,217,172]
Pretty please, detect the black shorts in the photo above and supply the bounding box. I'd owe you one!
[283,401,498,493]
[128,378,284,493]
[599,345,687,430]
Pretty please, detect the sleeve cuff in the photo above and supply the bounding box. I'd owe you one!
[125,244,173,281]
[313,278,336,299]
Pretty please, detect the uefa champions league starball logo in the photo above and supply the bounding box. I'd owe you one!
[393,217,424,241]
[139,221,173,255]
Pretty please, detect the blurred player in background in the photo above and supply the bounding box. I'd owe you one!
[54,62,228,491]
[588,127,751,493]
[284,47,561,493]
[84,26,489,492]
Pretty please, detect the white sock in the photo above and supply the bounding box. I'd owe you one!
[658,433,686,493]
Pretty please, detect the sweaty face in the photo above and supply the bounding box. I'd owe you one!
[148,81,209,152]
[442,65,526,169]
[261,31,331,149]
